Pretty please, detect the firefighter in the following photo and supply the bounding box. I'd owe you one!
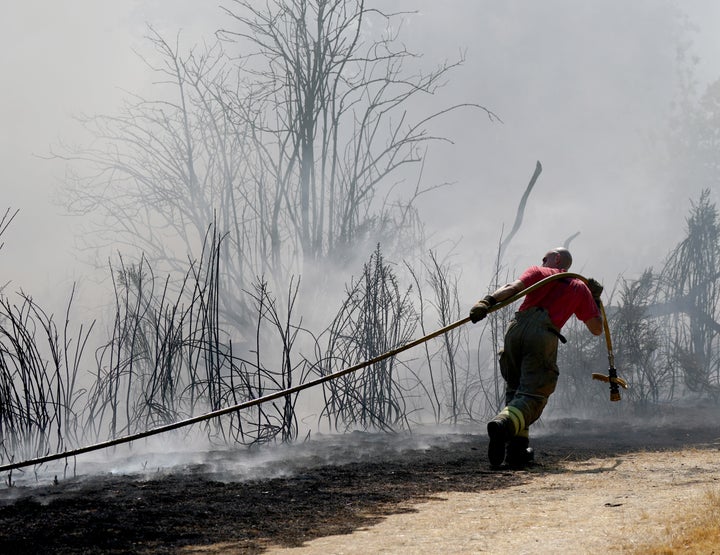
[469,247,604,467]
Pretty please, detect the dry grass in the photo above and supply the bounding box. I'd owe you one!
[633,488,720,554]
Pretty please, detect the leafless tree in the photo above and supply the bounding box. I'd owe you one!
[656,190,720,397]
[56,2,496,337]
[611,271,667,406]
[218,1,495,269]
[56,30,256,332]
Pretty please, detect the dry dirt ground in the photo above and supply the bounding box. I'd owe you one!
[0,408,719,554]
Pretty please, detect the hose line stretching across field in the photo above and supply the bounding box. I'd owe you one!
[0,272,615,473]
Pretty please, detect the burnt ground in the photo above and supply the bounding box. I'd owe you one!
[0,411,718,554]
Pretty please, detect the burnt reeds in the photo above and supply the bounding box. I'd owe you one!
[320,245,415,432]
[0,289,90,466]
[3,189,720,471]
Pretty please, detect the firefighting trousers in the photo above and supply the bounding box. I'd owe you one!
[497,307,560,436]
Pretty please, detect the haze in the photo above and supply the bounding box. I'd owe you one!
[2,0,719,312]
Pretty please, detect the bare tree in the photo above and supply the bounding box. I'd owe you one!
[656,189,720,397]
[611,271,666,406]
[218,1,495,269]
[38,0,513,448]
[55,1,496,338]
[56,30,257,331]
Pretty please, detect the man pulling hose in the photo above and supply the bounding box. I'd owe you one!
[470,247,604,468]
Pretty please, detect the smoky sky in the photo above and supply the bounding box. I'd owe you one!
[2,0,719,311]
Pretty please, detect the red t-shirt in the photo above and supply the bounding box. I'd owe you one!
[517,266,600,329]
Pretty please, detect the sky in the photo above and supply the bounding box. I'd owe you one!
[2,0,720,314]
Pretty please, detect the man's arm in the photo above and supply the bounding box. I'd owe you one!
[490,279,526,303]
[585,316,603,336]
[584,278,605,336]
[469,279,526,323]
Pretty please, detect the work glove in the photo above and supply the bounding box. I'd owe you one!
[470,295,498,323]
[587,278,604,305]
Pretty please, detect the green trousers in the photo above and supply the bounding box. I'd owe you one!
[497,307,560,437]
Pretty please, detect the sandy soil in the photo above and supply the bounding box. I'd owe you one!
[268,448,720,555]
[0,410,718,554]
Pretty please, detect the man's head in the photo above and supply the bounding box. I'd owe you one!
[542,247,572,270]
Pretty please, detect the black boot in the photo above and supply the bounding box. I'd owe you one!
[486,418,512,467]
[505,436,535,468]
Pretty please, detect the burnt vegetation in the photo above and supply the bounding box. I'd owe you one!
[1,0,720,480]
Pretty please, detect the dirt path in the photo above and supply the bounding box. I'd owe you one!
[267,448,720,554]
[1,412,719,554]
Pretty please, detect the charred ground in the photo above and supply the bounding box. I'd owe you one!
[0,411,718,554]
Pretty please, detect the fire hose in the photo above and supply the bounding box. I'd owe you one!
[0,272,626,474]
[592,300,628,401]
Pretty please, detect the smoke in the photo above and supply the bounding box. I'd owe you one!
[1,1,720,476]
[2,1,718,304]
[400,1,709,291]
[5,425,481,489]
[405,3,719,295]
[8,404,710,490]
